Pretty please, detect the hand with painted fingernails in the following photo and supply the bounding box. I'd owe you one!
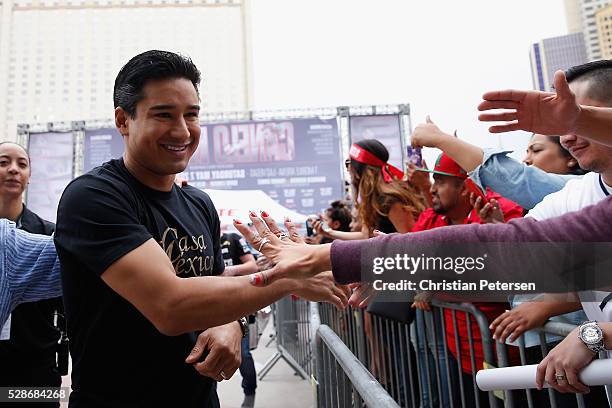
[233,211,331,285]
[234,211,349,309]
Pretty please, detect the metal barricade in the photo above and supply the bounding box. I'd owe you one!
[316,324,400,408]
[493,321,611,408]
[319,301,419,406]
[428,299,503,408]
[317,299,610,408]
[319,300,504,408]
[258,295,314,380]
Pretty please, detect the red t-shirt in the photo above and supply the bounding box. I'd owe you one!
[412,190,524,374]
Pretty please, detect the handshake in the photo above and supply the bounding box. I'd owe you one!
[234,212,376,309]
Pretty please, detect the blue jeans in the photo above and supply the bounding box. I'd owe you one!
[413,310,451,408]
[239,336,257,395]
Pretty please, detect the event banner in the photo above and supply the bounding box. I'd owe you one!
[82,118,344,215]
[26,132,74,223]
[182,117,344,215]
[349,114,404,170]
[83,127,123,173]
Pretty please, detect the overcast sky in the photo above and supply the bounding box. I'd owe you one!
[249,0,568,162]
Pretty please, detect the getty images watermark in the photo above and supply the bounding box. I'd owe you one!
[371,254,536,293]
[359,242,612,302]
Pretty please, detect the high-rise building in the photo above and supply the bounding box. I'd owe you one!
[565,0,583,33]
[596,3,612,58]
[0,0,254,141]
[529,32,588,91]
[575,0,612,60]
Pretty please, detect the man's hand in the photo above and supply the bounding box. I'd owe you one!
[411,291,433,312]
[489,302,551,343]
[470,194,504,224]
[185,322,242,382]
[348,282,376,308]
[411,116,449,148]
[292,271,350,309]
[536,327,594,394]
[478,71,581,135]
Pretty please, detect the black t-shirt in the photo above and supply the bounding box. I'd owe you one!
[0,206,62,392]
[54,158,224,408]
[220,233,250,267]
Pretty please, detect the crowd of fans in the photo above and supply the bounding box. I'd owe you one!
[236,60,612,407]
[2,49,612,408]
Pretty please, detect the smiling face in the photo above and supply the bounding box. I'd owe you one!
[523,134,575,174]
[116,78,201,187]
[0,143,30,199]
[560,80,612,174]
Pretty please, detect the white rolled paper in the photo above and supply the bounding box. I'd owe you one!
[476,359,612,391]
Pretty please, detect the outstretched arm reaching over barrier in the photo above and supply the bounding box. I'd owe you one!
[235,196,612,292]
[479,71,612,146]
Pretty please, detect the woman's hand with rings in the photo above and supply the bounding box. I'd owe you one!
[233,210,329,285]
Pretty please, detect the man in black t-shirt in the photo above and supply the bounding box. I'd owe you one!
[0,142,65,408]
[54,50,348,408]
[220,232,258,408]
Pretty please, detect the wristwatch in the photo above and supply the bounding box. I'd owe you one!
[578,320,606,353]
[237,317,249,338]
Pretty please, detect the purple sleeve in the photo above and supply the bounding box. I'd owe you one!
[331,196,612,284]
[330,239,363,284]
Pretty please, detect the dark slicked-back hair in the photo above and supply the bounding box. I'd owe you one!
[113,50,201,118]
[565,60,612,105]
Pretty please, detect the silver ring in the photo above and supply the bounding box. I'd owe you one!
[278,232,290,241]
[258,237,271,252]
[555,373,566,381]
[220,370,228,380]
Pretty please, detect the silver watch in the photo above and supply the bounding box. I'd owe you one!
[578,320,606,353]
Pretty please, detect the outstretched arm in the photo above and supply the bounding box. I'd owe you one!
[479,70,612,146]
[235,197,612,294]
[2,221,62,326]
[101,239,347,336]
[411,118,572,209]
[411,116,484,172]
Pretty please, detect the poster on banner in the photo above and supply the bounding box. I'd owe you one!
[27,132,74,223]
[83,128,123,172]
[81,118,345,215]
[181,117,344,215]
[349,115,404,170]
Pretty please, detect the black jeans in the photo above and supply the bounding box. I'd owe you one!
[239,336,257,395]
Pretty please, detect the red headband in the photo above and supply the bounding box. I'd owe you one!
[349,144,404,183]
